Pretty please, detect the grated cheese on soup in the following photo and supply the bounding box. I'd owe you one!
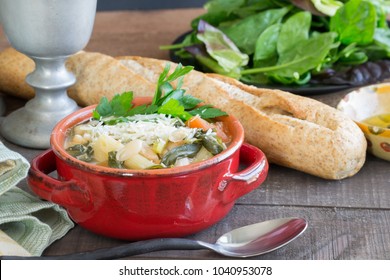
[65,114,227,169]
[75,114,197,146]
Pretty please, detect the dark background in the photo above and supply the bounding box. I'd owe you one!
[97,0,208,11]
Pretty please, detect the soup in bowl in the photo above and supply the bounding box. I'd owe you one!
[28,97,269,240]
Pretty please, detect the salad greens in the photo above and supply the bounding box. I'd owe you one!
[162,0,390,87]
[92,63,227,123]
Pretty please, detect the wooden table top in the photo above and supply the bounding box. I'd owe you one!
[1,9,389,260]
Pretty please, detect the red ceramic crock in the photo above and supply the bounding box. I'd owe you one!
[28,98,269,240]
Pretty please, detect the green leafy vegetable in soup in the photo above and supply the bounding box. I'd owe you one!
[65,64,230,169]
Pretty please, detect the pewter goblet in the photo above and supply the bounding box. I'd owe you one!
[0,0,97,148]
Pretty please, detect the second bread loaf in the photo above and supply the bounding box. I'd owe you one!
[118,56,367,180]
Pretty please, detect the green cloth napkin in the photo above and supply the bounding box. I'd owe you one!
[0,141,74,256]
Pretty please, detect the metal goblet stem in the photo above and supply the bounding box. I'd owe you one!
[0,0,97,148]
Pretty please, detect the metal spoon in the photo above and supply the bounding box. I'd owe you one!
[1,217,307,259]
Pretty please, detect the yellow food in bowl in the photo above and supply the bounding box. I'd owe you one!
[337,83,390,161]
[362,114,390,129]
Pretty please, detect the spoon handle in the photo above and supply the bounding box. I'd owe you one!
[0,238,206,260]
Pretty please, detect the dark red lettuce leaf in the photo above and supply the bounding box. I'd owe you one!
[311,60,390,86]
[291,0,326,16]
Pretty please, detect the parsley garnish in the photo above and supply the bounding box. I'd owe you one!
[92,63,228,122]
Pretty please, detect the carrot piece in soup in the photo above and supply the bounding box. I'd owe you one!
[186,115,214,130]
[186,115,230,143]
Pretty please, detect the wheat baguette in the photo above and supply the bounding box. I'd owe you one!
[0,48,35,100]
[67,52,156,106]
[0,48,156,106]
[207,73,367,179]
[117,56,367,180]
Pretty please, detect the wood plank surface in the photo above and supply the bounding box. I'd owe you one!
[40,205,390,260]
[0,9,389,260]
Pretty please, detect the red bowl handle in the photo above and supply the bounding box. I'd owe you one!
[221,143,269,204]
[28,149,91,208]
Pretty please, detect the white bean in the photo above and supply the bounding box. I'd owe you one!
[72,134,87,144]
[116,139,143,161]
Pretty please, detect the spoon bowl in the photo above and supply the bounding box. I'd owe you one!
[0,217,308,259]
[209,217,308,257]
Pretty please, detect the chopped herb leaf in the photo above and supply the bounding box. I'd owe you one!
[158,98,193,120]
[110,92,134,116]
[179,94,202,109]
[92,63,228,122]
[189,105,228,119]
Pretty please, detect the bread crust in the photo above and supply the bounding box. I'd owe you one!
[205,74,367,179]
[0,48,35,99]
[67,52,156,106]
[0,49,156,106]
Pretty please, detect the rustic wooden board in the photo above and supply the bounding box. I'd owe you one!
[41,205,390,260]
[238,155,390,209]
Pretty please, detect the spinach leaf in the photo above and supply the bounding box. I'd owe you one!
[337,51,368,65]
[332,43,368,65]
[272,32,338,77]
[277,11,311,55]
[161,143,202,166]
[234,0,281,18]
[66,144,94,162]
[190,0,245,30]
[204,0,246,15]
[373,28,390,56]
[242,32,337,79]
[196,131,224,155]
[190,0,280,29]
[222,7,290,54]
[330,0,376,45]
[191,11,236,30]
[108,151,123,169]
[254,23,281,67]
